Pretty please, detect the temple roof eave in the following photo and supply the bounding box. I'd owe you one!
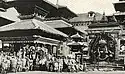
[1,35,60,45]
[0,19,68,40]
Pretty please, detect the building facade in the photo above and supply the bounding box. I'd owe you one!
[113,0,125,60]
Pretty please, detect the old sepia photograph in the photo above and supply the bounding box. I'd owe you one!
[0,0,125,74]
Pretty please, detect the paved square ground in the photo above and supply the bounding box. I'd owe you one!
[7,71,125,74]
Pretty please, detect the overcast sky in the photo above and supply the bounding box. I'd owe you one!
[47,0,119,15]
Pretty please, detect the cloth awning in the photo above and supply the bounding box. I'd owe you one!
[0,19,68,38]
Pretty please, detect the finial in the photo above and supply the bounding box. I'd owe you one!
[103,11,105,16]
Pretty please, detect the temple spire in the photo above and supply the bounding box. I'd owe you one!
[101,11,108,22]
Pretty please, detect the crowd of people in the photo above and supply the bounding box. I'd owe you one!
[0,44,87,74]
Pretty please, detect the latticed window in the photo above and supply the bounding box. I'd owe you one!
[34,5,49,17]
[88,11,95,18]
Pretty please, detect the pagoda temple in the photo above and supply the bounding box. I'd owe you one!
[11,0,77,19]
[0,18,68,56]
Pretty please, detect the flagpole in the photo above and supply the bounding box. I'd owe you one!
[56,0,59,5]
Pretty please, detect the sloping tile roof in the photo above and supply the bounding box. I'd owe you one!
[43,20,72,28]
[74,26,88,34]
[43,0,64,9]
[42,0,77,17]
[43,19,88,35]
[71,33,83,38]
[69,12,103,22]
[0,19,68,37]
[3,0,16,2]
[0,7,20,22]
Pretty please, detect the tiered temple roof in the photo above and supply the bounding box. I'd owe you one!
[0,18,68,40]
[14,0,77,19]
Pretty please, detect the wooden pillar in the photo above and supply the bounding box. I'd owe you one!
[115,33,120,60]
[0,40,2,50]
[50,45,52,55]
[75,54,77,62]
[52,45,57,56]
[81,54,83,64]
[49,44,53,55]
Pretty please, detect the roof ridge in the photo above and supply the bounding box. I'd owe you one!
[60,20,72,27]
[32,19,40,29]
[0,21,17,29]
[34,19,68,37]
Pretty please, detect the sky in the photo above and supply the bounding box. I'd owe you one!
[47,0,119,15]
